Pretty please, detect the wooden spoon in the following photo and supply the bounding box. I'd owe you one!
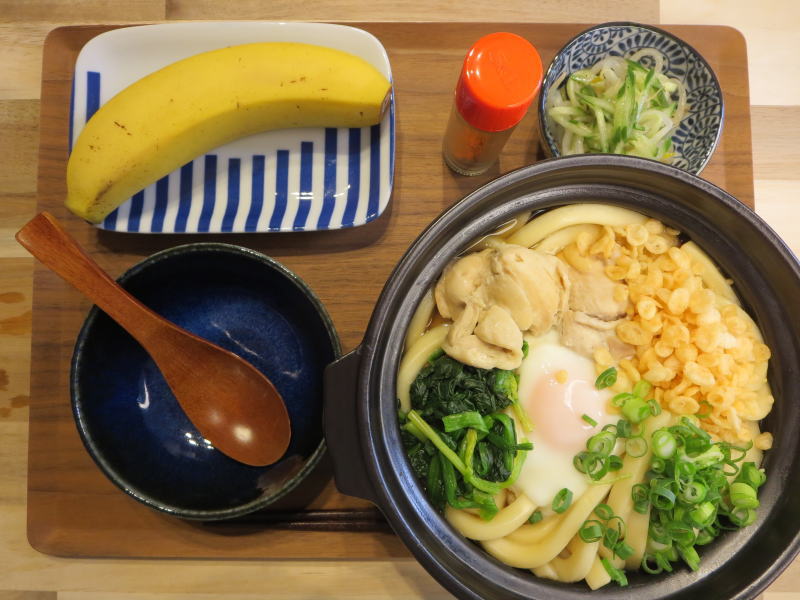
[16,212,291,467]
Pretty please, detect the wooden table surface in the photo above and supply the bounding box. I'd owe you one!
[1,1,798,599]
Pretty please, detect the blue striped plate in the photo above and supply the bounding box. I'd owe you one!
[69,22,395,233]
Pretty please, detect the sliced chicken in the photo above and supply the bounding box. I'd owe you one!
[560,310,633,360]
[491,246,569,335]
[443,302,523,370]
[434,249,492,320]
[565,261,626,321]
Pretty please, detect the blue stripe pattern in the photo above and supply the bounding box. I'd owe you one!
[367,124,380,220]
[318,128,338,229]
[175,162,193,233]
[74,71,395,233]
[127,191,144,232]
[198,155,217,233]
[293,142,313,231]
[270,150,289,230]
[245,155,266,231]
[86,71,101,121]
[151,176,169,233]
[342,128,361,228]
[220,158,240,232]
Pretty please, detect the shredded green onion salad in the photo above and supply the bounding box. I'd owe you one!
[546,50,688,161]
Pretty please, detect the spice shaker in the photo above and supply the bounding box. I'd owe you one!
[443,32,543,176]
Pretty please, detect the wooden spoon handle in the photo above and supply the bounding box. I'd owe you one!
[16,212,161,342]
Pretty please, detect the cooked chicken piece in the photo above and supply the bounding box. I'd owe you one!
[560,310,634,360]
[485,273,535,331]
[491,246,569,335]
[433,243,571,370]
[565,261,626,321]
[443,302,523,370]
[434,249,492,320]
[474,305,524,357]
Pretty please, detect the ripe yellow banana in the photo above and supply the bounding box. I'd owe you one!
[66,42,392,223]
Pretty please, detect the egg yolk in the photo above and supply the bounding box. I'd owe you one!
[526,372,610,454]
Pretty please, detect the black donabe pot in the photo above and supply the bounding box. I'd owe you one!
[323,155,800,600]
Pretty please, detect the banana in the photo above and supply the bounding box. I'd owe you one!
[66,42,392,223]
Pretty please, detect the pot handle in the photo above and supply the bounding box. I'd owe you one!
[323,346,378,504]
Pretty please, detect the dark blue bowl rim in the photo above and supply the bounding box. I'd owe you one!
[537,21,725,176]
[70,242,340,520]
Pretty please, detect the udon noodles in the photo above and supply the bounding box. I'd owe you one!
[398,204,773,589]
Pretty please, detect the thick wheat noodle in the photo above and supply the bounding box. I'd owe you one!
[681,241,740,305]
[598,410,673,565]
[445,492,536,541]
[585,555,613,590]
[397,324,448,413]
[532,563,560,580]
[547,534,601,582]
[480,482,611,569]
[506,511,564,544]
[534,224,602,255]
[507,204,647,248]
[404,289,436,350]
[625,504,651,570]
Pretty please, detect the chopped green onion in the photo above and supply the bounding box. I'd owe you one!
[582,414,598,427]
[594,503,614,520]
[681,481,708,505]
[626,435,648,458]
[621,396,651,423]
[729,507,757,527]
[607,455,624,471]
[650,482,677,510]
[736,462,767,489]
[614,540,634,560]
[588,431,616,456]
[616,419,633,439]
[632,484,650,514]
[688,501,716,528]
[677,544,701,571]
[729,482,759,509]
[528,509,543,524]
[612,392,635,407]
[632,379,652,398]
[648,398,662,416]
[552,488,573,513]
[601,557,628,587]
[651,429,677,459]
[641,554,663,574]
[579,520,604,543]
[595,367,618,390]
[521,340,529,358]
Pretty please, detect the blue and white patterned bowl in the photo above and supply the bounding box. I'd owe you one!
[538,22,724,175]
[70,22,394,233]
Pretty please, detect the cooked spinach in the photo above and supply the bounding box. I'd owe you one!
[400,353,532,521]
[410,355,516,419]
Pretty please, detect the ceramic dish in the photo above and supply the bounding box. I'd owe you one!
[325,155,800,599]
[538,22,723,175]
[69,22,395,233]
[71,243,339,519]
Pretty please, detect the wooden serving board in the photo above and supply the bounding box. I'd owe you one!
[28,22,754,559]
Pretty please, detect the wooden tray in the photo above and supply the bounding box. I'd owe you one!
[28,22,754,559]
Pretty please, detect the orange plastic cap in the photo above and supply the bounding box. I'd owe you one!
[455,32,543,132]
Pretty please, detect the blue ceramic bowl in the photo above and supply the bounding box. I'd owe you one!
[71,243,339,520]
[539,22,724,174]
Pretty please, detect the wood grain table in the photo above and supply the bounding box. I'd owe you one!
[1,1,799,599]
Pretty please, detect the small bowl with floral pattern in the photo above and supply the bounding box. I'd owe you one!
[538,22,724,175]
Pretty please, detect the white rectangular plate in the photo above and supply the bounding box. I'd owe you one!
[70,22,395,233]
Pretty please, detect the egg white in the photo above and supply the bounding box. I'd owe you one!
[511,331,617,509]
